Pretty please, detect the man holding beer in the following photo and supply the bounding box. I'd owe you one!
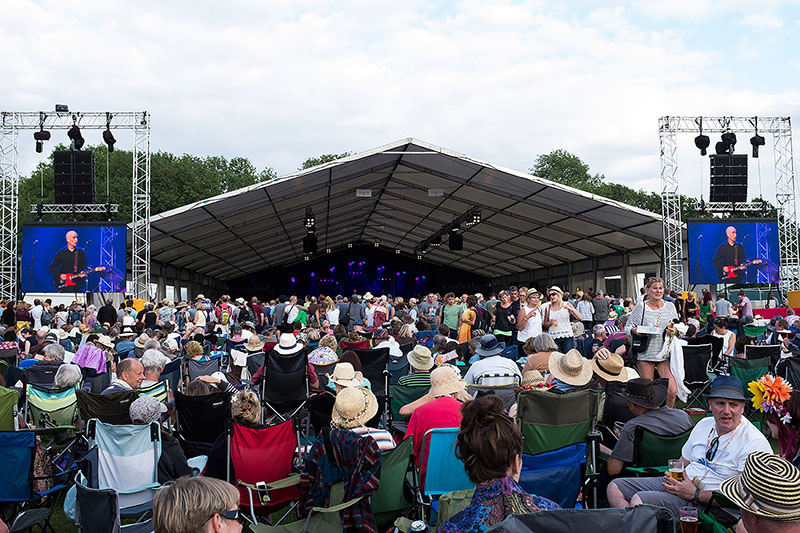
[603,378,693,477]
[608,376,771,519]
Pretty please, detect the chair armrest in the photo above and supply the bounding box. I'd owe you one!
[312,496,363,513]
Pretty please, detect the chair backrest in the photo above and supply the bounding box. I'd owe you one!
[519,443,586,508]
[0,386,18,431]
[74,478,121,533]
[311,361,338,389]
[246,351,265,379]
[137,381,169,404]
[632,426,693,468]
[82,360,113,394]
[22,362,60,388]
[186,358,222,382]
[372,437,415,527]
[158,359,181,392]
[387,355,409,385]
[340,340,371,351]
[174,390,231,444]
[499,344,518,360]
[466,384,518,413]
[777,357,800,389]
[25,383,79,430]
[351,347,390,397]
[730,357,771,399]
[228,419,299,510]
[86,419,161,511]
[0,347,17,366]
[687,335,723,364]
[516,389,599,455]
[681,344,712,384]
[261,350,308,406]
[486,504,674,531]
[389,384,429,424]
[77,389,139,425]
[743,325,767,338]
[473,371,521,388]
[307,391,336,435]
[600,380,636,428]
[745,344,781,368]
[0,430,35,503]
[420,427,473,496]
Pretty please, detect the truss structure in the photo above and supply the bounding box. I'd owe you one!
[0,111,150,299]
[30,203,119,214]
[658,116,798,291]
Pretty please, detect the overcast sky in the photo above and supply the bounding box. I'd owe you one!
[3,0,799,202]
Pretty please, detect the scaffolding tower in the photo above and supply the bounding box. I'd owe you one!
[0,110,151,299]
[658,116,798,292]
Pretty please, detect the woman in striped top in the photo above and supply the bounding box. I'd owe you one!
[331,386,395,451]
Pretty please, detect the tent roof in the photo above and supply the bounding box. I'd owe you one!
[148,138,664,281]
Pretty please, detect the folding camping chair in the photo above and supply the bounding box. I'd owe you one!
[625,426,693,476]
[23,362,61,389]
[77,389,139,425]
[307,390,336,436]
[259,350,310,423]
[687,335,724,371]
[744,344,781,370]
[339,339,370,351]
[418,427,474,517]
[681,344,714,409]
[310,361,337,389]
[351,347,391,424]
[23,383,80,454]
[174,390,231,458]
[515,388,601,507]
[0,385,19,431]
[137,381,169,405]
[466,383,518,414]
[389,384,429,436]
[246,351,266,382]
[519,443,587,508]
[157,358,181,394]
[388,354,410,385]
[0,430,74,533]
[0,346,18,367]
[776,356,800,389]
[81,360,113,394]
[484,504,674,532]
[83,418,162,517]
[499,344,518,360]
[226,419,302,525]
[74,480,154,533]
[730,356,771,423]
[372,437,416,529]
[183,357,222,385]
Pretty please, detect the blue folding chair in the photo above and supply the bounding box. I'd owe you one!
[158,358,181,394]
[414,330,438,348]
[419,428,474,518]
[519,443,586,508]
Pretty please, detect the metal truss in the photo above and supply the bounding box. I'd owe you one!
[30,203,119,214]
[755,222,770,284]
[99,226,117,292]
[659,116,798,291]
[704,202,770,213]
[0,111,150,299]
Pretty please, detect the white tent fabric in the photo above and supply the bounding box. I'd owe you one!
[147,138,665,281]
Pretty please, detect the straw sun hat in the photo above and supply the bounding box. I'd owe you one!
[548,349,593,386]
[331,387,378,429]
[428,365,467,398]
[327,362,363,388]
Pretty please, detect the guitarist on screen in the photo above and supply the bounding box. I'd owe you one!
[49,230,88,292]
[712,225,754,282]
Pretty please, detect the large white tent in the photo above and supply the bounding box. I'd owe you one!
[145,138,667,296]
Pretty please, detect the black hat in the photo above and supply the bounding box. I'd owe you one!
[623,378,668,409]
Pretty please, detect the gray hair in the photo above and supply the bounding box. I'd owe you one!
[433,334,449,353]
[54,363,82,388]
[141,349,168,374]
[592,324,606,337]
[532,333,558,353]
[43,343,65,362]
[143,339,161,351]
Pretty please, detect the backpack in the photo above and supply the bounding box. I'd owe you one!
[239,307,254,324]
[474,306,490,332]
[219,305,230,325]
[40,307,52,326]
[69,310,81,324]
[339,304,351,327]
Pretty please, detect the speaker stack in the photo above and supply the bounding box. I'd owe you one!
[53,150,96,204]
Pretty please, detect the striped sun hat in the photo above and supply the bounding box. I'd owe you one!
[720,451,800,522]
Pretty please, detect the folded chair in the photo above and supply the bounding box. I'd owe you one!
[84,418,162,516]
[487,504,674,532]
[625,426,693,476]
[681,344,714,409]
[0,430,73,533]
[351,347,391,424]
[226,419,302,525]
[77,389,139,425]
[174,390,231,458]
[0,385,19,431]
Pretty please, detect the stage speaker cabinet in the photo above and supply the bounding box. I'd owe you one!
[53,150,96,204]
[449,232,464,251]
[709,154,748,203]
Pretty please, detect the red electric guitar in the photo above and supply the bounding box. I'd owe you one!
[721,260,763,279]
[57,267,106,289]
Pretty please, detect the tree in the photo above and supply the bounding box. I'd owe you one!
[299,152,352,170]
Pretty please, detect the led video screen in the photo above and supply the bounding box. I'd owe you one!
[687,218,780,285]
[21,223,126,293]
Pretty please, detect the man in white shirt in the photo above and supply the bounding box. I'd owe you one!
[608,375,771,519]
[464,334,521,386]
[31,299,44,329]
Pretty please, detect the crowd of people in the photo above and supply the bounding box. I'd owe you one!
[2,280,800,532]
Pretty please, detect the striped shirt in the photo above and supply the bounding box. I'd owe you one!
[397,372,431,388]
[349,427,396,451]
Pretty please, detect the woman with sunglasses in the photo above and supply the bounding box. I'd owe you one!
[711,317,735,358]
[153,476,242,532]
[542,286,582,353]
[625,277,679,407]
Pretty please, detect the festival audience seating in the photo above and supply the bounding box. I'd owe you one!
[174,390,231,458]
[680,344,714,409]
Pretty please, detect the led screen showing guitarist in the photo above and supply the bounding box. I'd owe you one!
[48,230,89,292]
[711,226,762,282]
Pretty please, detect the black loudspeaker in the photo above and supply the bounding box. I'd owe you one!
[449,232,463,251]
[709,154,748,203]
[303,233,317,254]
[53,150,96,204]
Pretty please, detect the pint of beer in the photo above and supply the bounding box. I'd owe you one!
[668,459,685,481]
[679,508,698,533]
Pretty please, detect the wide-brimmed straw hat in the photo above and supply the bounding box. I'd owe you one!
[275,332,303,355]
[623,378,668,409]
[57,328,69,341]
[331,387,378,429]
[521,370,545,387]
[95,335,114,349]
[591,353,629,382]
[134,334,150,349]
[720,451,800,522]
[408,345,434,371]
[175,301,188,310]
[429,365,467,398]
[245,335,265,352]
[327,362,363,388]
[548,349,593,386]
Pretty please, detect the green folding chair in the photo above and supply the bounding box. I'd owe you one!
[0,385,18,431]
[516,389,599,455]
[625,426,692,476]
[389,384,429,431]
[24,384,79,433]
[729,357,770,397]
[372,437,416,529]
[138,380,170,404]
[743,325,766,338]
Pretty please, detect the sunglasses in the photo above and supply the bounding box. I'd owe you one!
[206,509,240,524]
[549,293,559,297]
[706,436,719,461]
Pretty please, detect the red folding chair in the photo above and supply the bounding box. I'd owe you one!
[340,340,371,351]
[226,419,301,525]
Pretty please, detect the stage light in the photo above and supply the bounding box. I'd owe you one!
[33,130,51,154]
[67,124,84,150]
[467,211,481,226]
[374,241,380,248]
[305,207,315,228]
[415,277,420,281]
[396,272,401,276]
[395,249,400,254]
[326,248,331,254]
[422,275,426,279]
[290,277,296,283]
[347,243,353,249]
[694,133,710,156]
[329,267,335,272]
[402,271,406,274]
[310,272,315,277]
[304,255,310,261]
[750,133,765,158]
[103,129,116,153]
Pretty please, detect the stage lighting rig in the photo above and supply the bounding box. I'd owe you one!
[430,235,441,247]
[33,112,50,153]
[67,123,84,150]
[750,132,765,158]
[305,207,315,228]
[694,119,710,156]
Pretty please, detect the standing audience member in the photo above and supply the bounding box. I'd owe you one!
[516,290,543,355]
[542,286,582,353]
